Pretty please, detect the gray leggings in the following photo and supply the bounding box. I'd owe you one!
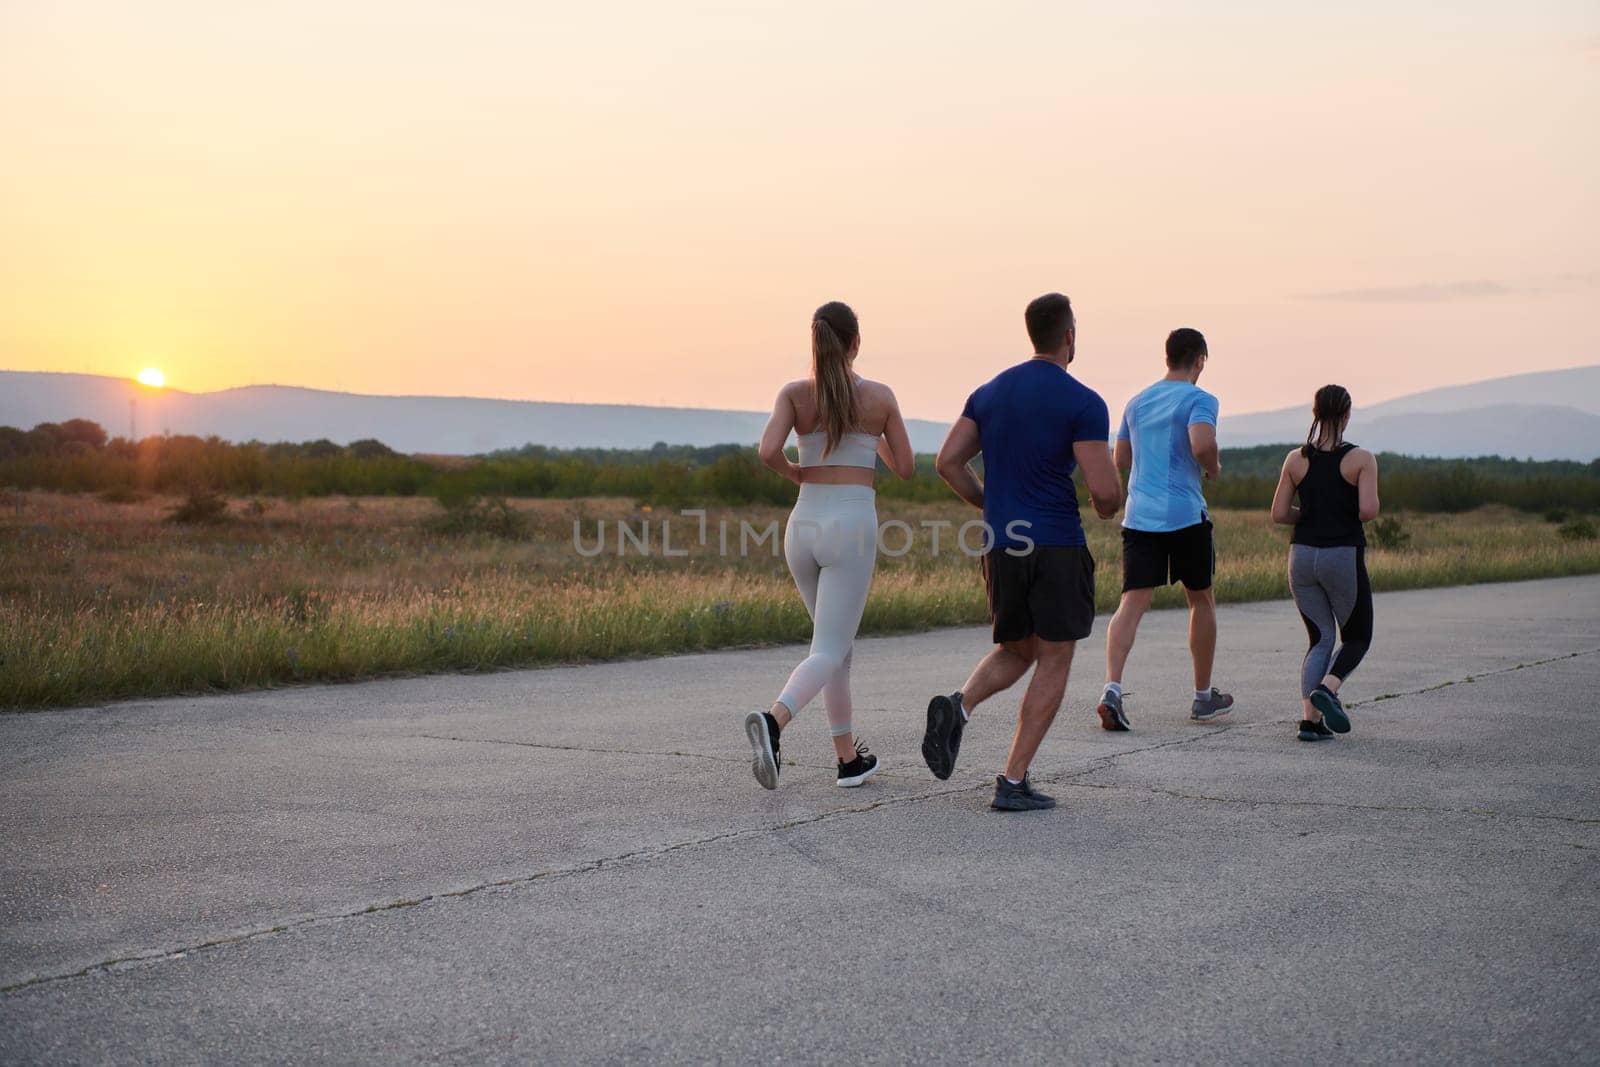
[1289,544,1374,698]
[776,484,878,736]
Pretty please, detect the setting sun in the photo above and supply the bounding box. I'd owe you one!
[135,368,165,388]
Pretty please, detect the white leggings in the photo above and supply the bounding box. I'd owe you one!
[776,484,878,737]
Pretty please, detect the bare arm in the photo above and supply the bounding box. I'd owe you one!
[1114,437,1132,472]
[934,416,984,509]
[758,388,802,486]
[1189,422,1221,480]
[1270,451,1300,525]
[1073,439,1122,519]
[876,389,916,480]
[1356,451,1380,521]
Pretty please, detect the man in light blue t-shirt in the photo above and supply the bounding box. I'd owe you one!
[1095,328,1235,731]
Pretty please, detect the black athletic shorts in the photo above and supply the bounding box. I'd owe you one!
[981,545,1096,644]
[1121,518,1214,592]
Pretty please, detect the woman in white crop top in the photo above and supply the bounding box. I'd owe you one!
[743,301,916,791]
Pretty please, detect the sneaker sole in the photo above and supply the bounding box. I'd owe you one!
[1297,730,1330,742]
[1190,707,1233,722]
[1310,690,1350,733]
[1096,701,1130,731]
[743,711,779,790]
[837,761,881,788]
[922,696,956,780]
[991,794,1058,812]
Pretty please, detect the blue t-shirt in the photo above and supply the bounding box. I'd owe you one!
[1117,380,1219,532]
[960,359,1111,549]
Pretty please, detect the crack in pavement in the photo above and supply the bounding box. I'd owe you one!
[0,784,978,997]
[6,647,1594,998]
[0,724,1219,997]
[1355,646,1600,706]
[412,733,915,778]
[1063,780,1600,826]
[1062,648,1600,825]
[1192,646,1600,736]
[414,733,751,766]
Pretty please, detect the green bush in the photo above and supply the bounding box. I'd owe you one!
[166,489,229,524]
[427,496,529,539]
[1369,515,1411,550]
[1557,518,1597,542]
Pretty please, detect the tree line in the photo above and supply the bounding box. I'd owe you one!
[3,419,1599,514]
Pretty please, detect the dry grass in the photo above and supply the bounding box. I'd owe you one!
[4,491,1597,709]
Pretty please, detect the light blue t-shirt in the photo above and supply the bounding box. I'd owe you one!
[1117,380,1219,532]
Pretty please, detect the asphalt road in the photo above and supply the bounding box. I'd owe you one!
[3,575,1598,1064]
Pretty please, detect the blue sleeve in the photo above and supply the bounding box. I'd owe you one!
[1116,407,1130,442]
[1073,393,1111,444]
[1189,391,1219,427]
[960,390,978,425]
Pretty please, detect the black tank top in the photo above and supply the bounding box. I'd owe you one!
[1292,442,1366,548]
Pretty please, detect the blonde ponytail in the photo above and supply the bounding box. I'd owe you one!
[811,302,860,456]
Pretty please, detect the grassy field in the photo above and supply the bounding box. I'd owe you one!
[3,491,1598,709]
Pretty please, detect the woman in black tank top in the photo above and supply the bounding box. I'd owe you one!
[1270,386,1381,742]
[1292,442,1366,549]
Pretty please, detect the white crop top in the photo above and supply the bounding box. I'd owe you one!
[795,431,880,470]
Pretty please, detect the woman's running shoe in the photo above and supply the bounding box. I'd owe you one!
[1297,718,1335,742]
[836,740,880,788]
[1309,686,1350,733]
[744,710,781,790]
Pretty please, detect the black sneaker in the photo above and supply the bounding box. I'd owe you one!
[991,774,1057,812]
[1309,686,1350,733]
[921,692,965,780]
[1297,718,1335,742]
[743,710,781,790]
[836,740,880,788]
[1096,688,1130,731]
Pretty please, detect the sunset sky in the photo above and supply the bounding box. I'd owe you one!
[2,1,1596,422]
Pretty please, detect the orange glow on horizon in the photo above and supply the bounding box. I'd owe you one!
[0,4,1594,420]
[136,368,166,389]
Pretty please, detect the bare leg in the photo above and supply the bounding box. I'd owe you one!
[1303,697,1319,723]
[1003,639,1076,782]
[959,639,1036,712]
[1320,673,1342,694]
[1105,589,1153,685]
[768,701,792,730]
[1185,586,1217,691]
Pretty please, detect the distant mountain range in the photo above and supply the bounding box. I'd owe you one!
[1217,365,1600,461]
[0,372,955,454]
[2,364,1597,460]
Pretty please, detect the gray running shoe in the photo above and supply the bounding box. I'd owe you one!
[1190,687,1235,722]
[1309,686,1350,733]
[991,775,1057,812]
[1096,689,1130,731]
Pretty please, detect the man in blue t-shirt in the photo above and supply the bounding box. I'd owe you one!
[1095,327,1235,733]
[921,292,1122,812]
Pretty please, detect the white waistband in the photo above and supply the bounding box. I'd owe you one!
[794,483,876,505]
